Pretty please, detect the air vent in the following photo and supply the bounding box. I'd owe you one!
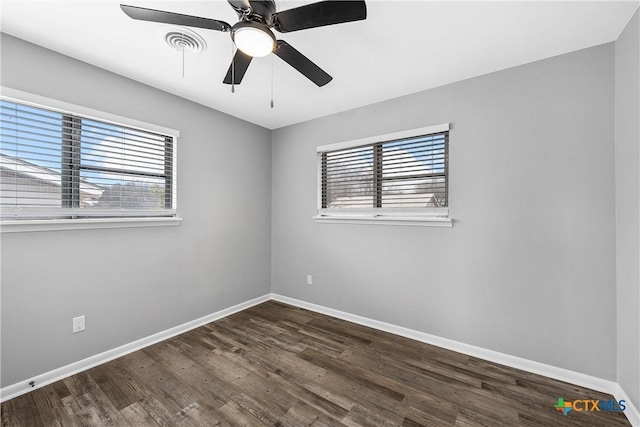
[159,26,207,53]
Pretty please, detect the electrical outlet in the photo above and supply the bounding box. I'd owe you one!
[307,275,313,285]
[73,315,85,333]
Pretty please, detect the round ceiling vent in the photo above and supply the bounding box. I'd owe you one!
[159,26,207,54]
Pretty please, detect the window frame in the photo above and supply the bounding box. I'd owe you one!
[315,123,452,227]
[0,87,181,232]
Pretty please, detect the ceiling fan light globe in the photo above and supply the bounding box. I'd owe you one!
[233,25,275,57]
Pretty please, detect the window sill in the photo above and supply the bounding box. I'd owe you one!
[313,215,452,227]
[0,216,182,233]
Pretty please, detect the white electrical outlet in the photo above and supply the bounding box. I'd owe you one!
[307,275,313,285]
[72,315,85,333]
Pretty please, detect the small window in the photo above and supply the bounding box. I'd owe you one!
[317,124,449,224]
[1,97,177,220]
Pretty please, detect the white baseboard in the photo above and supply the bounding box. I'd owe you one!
[2,292,638,427]
[0,294,271,403]
[272,294,639,426]
[614,383,640,427]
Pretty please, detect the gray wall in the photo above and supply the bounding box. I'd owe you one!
[615,8,640,409]
[0,34,272,387]
[2,24,634,397]
[272,43,617,380]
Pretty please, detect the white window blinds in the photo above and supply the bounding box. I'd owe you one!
[0,98,176,220]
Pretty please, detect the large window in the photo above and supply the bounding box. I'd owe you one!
[0,96,177,221]
[316,124,450,225]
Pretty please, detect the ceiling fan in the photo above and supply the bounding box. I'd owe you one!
[120,0,367,87]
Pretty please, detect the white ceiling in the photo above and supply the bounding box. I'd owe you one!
[1,0,638,129]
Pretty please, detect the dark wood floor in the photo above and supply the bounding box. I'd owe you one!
[1,301,631,426]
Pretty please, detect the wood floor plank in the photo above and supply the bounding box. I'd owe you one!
[311,370,407,424]
[172,401,221,427]
[62,389,128,427]
[96,361,151,406]
[135,396,177,427]
[1,301,631,427]
[158,353,242,412]
[341,404,400,427]
[62,372,99,398]
[225,348,351,420]
[401,404,457,427]
[119,401,163,427]
[50,380,72,400]
[125,362,199,416]
[32,386,79,427]
[88,364,139,411]
[279,401,326,427]
[401,393,459,426]
[297,347,407,405]
[84,386,131,426]
[62,394,101,427]
[217,399,271,426]
[2,392,44,427]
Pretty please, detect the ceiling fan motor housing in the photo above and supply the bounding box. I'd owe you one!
[241,0,277,25]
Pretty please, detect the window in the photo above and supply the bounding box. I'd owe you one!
[316,124,451,226]
[0,95,178,222]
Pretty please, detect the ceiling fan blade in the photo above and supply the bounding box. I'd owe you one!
[274,40,332,87]
[223,49,253,85]
[272,1,366,33]
[120,5,231,32]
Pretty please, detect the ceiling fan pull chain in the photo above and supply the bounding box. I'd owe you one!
[181,32,185,78]
[270,53,274,108]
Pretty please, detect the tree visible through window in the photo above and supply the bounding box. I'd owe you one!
[0,98,176,220]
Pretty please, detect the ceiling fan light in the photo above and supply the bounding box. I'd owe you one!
[232,22,275,57]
